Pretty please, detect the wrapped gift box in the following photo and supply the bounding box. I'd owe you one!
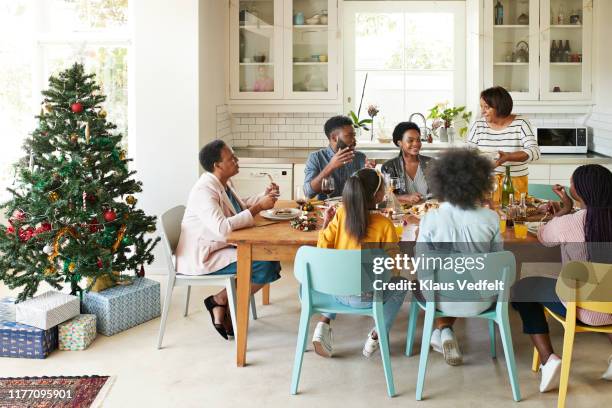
[81,277,160,336]
[16,291,80,330]
[0,321,58,359]
[0,297,17,322]
[58,314,97,351]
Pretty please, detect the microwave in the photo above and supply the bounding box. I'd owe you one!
[536,127,588,154]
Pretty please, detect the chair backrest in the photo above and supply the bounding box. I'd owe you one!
[158,205,186,274]
[294,246,390,297]
[417,250,516,303]
[528,183,571,202]
[556,261,612,314]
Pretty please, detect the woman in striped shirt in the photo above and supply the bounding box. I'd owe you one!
[467,86,540,203]
[512,165,612,392]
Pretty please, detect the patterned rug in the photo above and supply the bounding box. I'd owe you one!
[0,375,115,408]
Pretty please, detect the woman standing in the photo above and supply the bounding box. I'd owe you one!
[381,122,433,205]
[467,86,540,203]
[512,164,612,392]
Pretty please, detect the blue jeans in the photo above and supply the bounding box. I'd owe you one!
[322,276,408,334]
[209,261,281,285]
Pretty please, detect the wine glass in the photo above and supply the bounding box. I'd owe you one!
[321,176,335,197]
[294,185,307,207]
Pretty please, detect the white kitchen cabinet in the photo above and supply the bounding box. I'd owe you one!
[484,0,592,102]
[293,163,306,198]
[231,163,293,200]
[230,0,339,102]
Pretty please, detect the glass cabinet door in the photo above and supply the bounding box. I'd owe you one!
[540,0,592,100]
[230,0,283,99]
[485,0,539,100]
[285,0,337,99]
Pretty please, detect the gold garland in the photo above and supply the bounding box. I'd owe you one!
[47,227,79,263]
[111,224,127,252]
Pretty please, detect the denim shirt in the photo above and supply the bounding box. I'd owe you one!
[303,146,366,199]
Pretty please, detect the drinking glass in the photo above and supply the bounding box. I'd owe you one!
[499,213,507,233]
[321,176,335,197]
[294,185,306,206]
[514,220,528,239]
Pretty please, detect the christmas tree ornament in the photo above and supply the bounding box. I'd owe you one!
[85,122,90,143]
[44,267,56,276]
[103,209,117,222]
[68,262,76,272]
[137,265,145,278]
[146,225,156,233]
[43,245,54,255]
[11,210,26,222]
[126,195,137,205]
[70,133,79,143]
[44,103,53,113]
[112,225,127,252]
[98,109,107,118]
[121,235,133,246]
[88,218,100,233]
[48,191,59,202]
[96,259,103,269]
[6,225,15,234]
[119,150,126,160]
[70,102,83,113]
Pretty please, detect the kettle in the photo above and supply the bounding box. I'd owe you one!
[513,41,529,63]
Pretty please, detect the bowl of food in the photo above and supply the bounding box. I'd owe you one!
[253,54,266,63]
[305,15,321,25]
[290,214,318,231]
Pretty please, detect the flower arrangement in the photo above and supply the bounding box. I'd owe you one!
[348,73,372,134]
[428,102,472,138]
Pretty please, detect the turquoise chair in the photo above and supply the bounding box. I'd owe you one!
[528,183,570,202]
[291,246,396,397]
[405,250,521,401]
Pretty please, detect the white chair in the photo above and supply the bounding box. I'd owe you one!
[157,205,258,349]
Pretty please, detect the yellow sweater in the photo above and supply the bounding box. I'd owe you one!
[317,206,399,249]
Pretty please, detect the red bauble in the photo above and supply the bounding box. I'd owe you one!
[6,225,15,234]
[19,227,34,242]
[137,265,145,277]
[96,259,103,268]
[12,210,26,221]
[88,218,100,233]
[41,222,52,232]
[71,102,84,113]
[86,193,96,204]
[103,210,117,222]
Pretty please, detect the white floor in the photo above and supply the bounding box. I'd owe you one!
[2,263,611,407]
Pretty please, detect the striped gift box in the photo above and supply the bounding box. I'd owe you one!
[58,314,97,351]
[16,291,80,330]
[82,277,160,336]
[0,321,58,359]
[0,297,17,322]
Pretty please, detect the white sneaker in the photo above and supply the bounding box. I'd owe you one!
[540,354,562,393]
[312,322,333,358]
[363,329,379,358]
[440,327,463,366]
[602,355,612,381]
[430,328,443,354]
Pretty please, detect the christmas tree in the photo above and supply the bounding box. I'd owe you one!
[0,63,159,301]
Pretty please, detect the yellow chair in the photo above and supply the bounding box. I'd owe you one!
[531,261,612,408]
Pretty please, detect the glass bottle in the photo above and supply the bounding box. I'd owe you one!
[518,192,527,220]
[501,165,514,208]
[550,40,558,62]
[564,40,571,63]
[495,1,504,25]
[506,193,516,227]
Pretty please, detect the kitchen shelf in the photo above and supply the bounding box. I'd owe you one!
[240,62,275,66]
[550,24,582,28]
[240,24,274,30]
[494,62,529,66]
[550,62,582,66]
[494,25,529,28]
[293,24,328,29]
[293,62,328,65]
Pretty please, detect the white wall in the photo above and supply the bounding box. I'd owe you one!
[200,0,229,150]
[132,0,200,273]
[587,0,612,156]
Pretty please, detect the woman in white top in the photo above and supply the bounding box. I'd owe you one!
[416,148,501,366]
[467,86,540,203]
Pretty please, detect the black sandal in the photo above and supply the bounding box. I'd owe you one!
[204,296,228,340]
[225,309,234,338]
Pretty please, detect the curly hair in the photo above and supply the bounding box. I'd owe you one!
[199,139,227,172]
[426,148,494,209]
[324,115,353,138]
[392,121,421,147]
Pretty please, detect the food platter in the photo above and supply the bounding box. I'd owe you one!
[261,208,301,221]
[403,200,441,219]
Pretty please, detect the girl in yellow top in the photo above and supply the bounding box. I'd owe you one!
[311,168,408,358]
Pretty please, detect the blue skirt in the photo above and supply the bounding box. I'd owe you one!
[209,261,281,285]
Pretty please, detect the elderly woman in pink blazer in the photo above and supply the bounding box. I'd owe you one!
[175,140,280,339]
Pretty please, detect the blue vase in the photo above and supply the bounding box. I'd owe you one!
[294,12,304,25]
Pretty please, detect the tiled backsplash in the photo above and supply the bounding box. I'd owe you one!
[588,111,612,156]
[216,107,593,150]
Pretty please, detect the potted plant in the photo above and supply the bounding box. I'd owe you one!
[348,73,372,139]
[428,102,472,142]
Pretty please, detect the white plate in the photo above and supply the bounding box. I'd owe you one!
[526,221,544,234]
[261,208,301,221]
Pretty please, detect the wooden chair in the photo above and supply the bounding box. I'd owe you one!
[531,261,612,408]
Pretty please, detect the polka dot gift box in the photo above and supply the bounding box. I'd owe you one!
[58,314,97,351]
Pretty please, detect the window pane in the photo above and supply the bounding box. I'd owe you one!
[41,44,128,146]
[355,71,405,133]
[0,1,35,198]
[404,13,454,70]
[40,0,128,32]
[355,13,404,70]
[405,71,453,117]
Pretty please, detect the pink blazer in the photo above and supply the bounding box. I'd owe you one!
[175,172,262,275]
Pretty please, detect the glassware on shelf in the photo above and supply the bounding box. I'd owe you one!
[494,0,504,25]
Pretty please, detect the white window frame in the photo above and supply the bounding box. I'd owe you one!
[342,1,466,126]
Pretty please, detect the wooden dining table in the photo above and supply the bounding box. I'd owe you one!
[227,200,551,367]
